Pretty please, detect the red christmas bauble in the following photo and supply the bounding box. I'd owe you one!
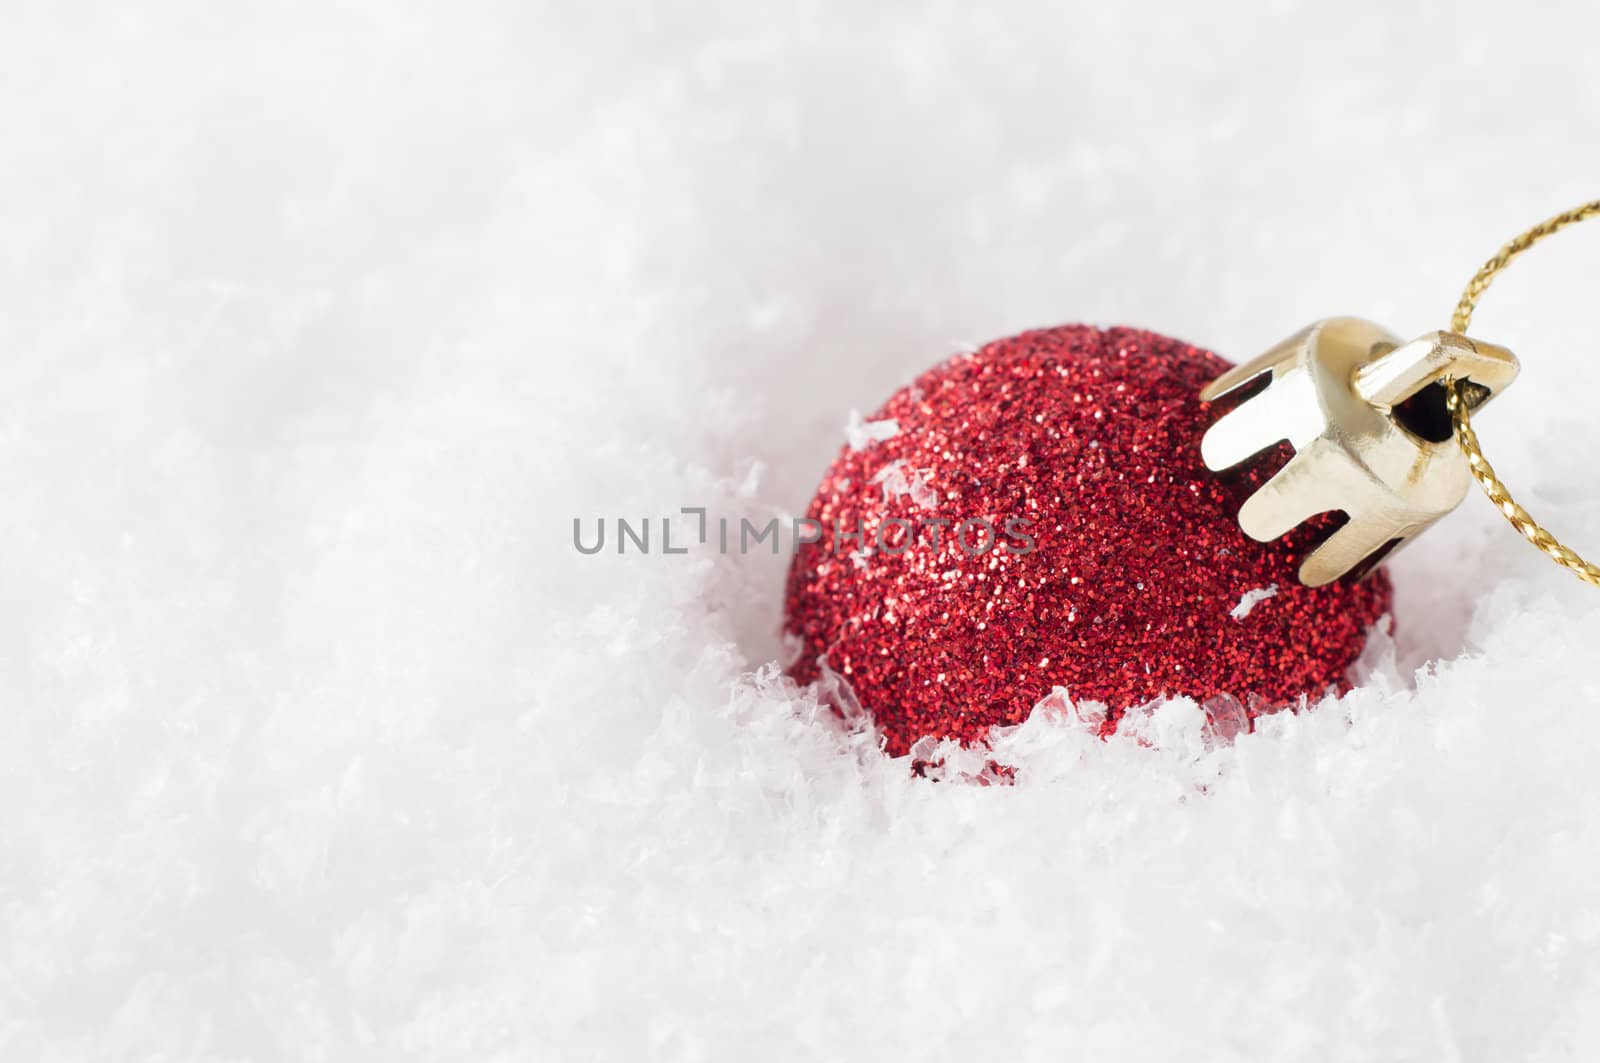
[784,325,1392,756]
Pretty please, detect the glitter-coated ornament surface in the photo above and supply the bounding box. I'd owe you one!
[783,326,1392,756]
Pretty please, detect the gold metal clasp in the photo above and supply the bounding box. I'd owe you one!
[1200,318,1519,586]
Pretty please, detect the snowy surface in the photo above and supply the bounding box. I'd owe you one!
[5,2,1600,1059]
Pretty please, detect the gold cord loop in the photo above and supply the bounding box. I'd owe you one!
[1448,199,1600,588]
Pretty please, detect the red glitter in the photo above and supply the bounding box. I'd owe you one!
[783,325,1392,757]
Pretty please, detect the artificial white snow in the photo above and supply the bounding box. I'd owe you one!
[870,458,940,510]
[1230,582,1280,619]
[5,4,1600,1061]
[845,409,900,451]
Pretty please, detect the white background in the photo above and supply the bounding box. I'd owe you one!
[4,2,1600,1059]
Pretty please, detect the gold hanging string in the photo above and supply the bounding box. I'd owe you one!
[1447,199,1600,588]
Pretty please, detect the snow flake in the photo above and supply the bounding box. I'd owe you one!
[870,459,939,510]
[845,409,900,451]
[1230,583,1279,620]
